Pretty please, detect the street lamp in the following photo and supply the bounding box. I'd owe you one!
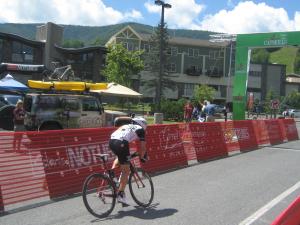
[155,0,171,111]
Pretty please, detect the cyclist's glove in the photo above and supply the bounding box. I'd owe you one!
[140,152,148,163]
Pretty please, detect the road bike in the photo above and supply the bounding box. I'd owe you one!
[82,152,154,218]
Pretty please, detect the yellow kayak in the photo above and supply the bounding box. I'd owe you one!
[28,80,108,91]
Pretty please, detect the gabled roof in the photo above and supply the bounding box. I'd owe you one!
[106,25,143,46]
[106,26,227,48]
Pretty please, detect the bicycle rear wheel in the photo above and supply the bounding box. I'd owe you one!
[128,168,154,207]
[82,173,116,218]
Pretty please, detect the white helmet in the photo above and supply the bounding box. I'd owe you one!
[132,117,147,130]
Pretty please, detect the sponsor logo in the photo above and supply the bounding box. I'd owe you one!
[159,126,182,151]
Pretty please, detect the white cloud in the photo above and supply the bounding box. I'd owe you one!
[145,0,205,29]
[0,0,142,25]
[199,1,300,34]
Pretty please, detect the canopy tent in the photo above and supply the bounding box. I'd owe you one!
[90,83,142,98]
[0,74,29,92]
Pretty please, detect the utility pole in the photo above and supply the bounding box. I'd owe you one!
[155,0,171,111]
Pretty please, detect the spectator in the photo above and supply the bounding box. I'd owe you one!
[224,103,230,121]
[13,99,25,152]
[203,100,215,122]
[184,100,193,123]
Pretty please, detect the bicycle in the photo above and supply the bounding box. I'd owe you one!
[82,152,154,218]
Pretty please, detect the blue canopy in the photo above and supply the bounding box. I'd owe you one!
[0,74,29,92]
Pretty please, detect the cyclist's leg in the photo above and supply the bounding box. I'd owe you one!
[109,139,130,192]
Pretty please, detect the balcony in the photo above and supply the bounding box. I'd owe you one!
[206,68,223,77]
[186,68,202,76]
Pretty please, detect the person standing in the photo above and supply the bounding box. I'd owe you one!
[203,100,215,122]
[13,99,25,152]
[184,100,193,123]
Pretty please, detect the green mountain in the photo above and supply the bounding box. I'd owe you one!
[269,47,298,74]
[0,22,217,46]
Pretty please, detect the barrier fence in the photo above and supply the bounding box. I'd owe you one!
[0,118,298,211]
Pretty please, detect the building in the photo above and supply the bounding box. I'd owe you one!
[248,63,286,101]
[107,25,293,104]
[0,22,107,83]
[106,25,232,104]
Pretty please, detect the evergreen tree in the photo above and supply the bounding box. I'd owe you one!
[293,48,300,74]
[251,49,270,64]
[62,39,84,48]
[143,22,175,110]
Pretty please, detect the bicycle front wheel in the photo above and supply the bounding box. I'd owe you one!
[82,173,116,218]
[129,168,154,207]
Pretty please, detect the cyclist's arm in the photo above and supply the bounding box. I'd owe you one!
[135,129,147,160]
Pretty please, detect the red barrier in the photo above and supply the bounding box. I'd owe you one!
[278,119,299,141]
[189,122,228,161]
[271,196,300,225]
[265,120,285,145]
[178,123,197,161]
[36,127,116,199]
[0,118,297,209]
[220,121,240,152]
[143,124,188,173]
[0,131,49,206]
[252,120,270,146]
[233,120,258,152]
[0,185,4,211]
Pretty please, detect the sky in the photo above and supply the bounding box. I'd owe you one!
[0,0,300,34]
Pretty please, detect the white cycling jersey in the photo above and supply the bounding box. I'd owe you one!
[111,124,145,142]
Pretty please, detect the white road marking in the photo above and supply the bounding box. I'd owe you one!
[239,180,300,225]
[267,147,300,152]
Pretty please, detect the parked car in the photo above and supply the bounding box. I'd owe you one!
[210,104,225,114]
[0,105,15,130]
[0,94,23,107]
[289,109,300,118]
[23,93,126,131]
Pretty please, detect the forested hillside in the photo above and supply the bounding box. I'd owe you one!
[0,22,216,45]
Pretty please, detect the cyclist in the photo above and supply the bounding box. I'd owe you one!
[109,117,148,205]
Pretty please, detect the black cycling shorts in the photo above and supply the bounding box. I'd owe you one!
[109,139,130,164]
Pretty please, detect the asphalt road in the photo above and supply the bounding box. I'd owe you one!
[1,123,300,225]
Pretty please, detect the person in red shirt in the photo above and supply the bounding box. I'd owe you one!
[13,99,25,152]
[184,100,193,122]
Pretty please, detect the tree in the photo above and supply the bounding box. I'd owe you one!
[103,44,144,88]
[193,85,216,103]
[143,22,175,110]
[251,49,270,64]
[62,39,84,48]
[294,48,300,74]
[284,91,300,109]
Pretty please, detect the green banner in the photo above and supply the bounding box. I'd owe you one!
[233,31,300,120]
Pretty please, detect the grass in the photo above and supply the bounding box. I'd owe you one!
[269,46,298,74]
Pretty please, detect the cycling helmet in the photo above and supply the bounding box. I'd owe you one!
[132,117,147,130]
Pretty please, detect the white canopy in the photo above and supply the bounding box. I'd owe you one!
[90,83,142,98]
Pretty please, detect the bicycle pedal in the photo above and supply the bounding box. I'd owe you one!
[121,202,130,207]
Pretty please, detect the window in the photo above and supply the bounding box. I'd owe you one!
[171,47,178,56]
[142,43,150,53]
[82,98,99,111]
[194,49,199,57]
[220,85,227,98]
[188,48,193,57]
[183,83,195,97]
[249,71,262,77]
[165,63,176,73]
[209,50,217,59]
[12,41,34,63]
